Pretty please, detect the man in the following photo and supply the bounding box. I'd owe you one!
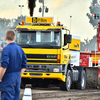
[26,33,33,44]
[0,30,27,100]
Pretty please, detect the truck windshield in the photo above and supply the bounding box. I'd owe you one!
[16,30,61,49]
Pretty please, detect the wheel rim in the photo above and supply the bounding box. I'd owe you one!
[67,75,71,90]
[81,74,85,88]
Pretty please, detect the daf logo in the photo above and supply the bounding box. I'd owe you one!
[74,44,79,48]
[47,55,57,58]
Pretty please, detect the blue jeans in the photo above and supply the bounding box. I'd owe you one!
[0,72,21,100]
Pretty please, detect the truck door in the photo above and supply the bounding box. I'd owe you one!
[62,29,70,64]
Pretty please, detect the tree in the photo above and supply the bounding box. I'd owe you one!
[12,15,26,28]
[81,35,97,51]
[0,16,26,41]
[86,0,100,29]
[0,18,11,39]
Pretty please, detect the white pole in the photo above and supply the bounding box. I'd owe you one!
[20,5,22,16]
[20,6,22,22]
[42,0,44,17]
[70,16,72,32]
[95,43,96,67]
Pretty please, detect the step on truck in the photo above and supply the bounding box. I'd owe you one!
[15,17,86,91]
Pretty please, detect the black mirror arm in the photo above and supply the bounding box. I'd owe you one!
[66,29,70,35]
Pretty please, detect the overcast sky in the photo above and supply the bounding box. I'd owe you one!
[0,0,96,41]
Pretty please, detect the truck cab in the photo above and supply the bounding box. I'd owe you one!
[15,17,86,91]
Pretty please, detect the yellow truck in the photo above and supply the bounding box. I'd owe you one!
[15,17,86,91]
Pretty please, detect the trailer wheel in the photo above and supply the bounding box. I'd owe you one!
[76,70,86,89]
[60,70,72,91]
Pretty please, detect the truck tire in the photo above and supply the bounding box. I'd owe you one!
[76,70,86,89]
[20,81,26,89]
[60,70,72,91]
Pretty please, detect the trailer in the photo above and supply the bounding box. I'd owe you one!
[78,21,100,88]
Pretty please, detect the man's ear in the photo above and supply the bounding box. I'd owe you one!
[14,37,16,41]
[5,37,7,40]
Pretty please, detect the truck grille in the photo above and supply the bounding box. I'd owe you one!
[26,54,57,59]
[26,54,57,63]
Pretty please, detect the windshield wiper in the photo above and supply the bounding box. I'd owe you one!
[17,43,34,48]
[25,44,35,48]
[42,44,55,49]
[17,43,55,49]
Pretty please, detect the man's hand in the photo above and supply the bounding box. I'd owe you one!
[0,67,6,81]
[20,68,26,76]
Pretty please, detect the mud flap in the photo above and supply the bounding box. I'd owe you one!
[86,67,98,88]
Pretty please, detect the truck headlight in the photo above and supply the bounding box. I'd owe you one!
[53,68,59,72]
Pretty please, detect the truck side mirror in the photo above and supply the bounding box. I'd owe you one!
[67,34,72,43]
[64,34,67,46]
[64,34,72,46]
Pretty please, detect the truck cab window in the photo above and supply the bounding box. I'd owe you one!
[16,30,61,49]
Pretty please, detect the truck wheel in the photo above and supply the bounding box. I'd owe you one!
[20,81,26,89]
[76,70,86,89]
[60,70,72,91]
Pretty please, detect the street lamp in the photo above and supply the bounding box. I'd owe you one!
[18,5,24,16]
[39,0,49,17]
[18,5,24,22]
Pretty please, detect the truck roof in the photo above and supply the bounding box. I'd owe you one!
[16,17,67,31]
[16,25,67,31]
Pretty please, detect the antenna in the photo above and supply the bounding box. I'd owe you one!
[70,16,72,32]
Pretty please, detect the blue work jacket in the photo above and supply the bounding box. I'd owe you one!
[1,42,27,74]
